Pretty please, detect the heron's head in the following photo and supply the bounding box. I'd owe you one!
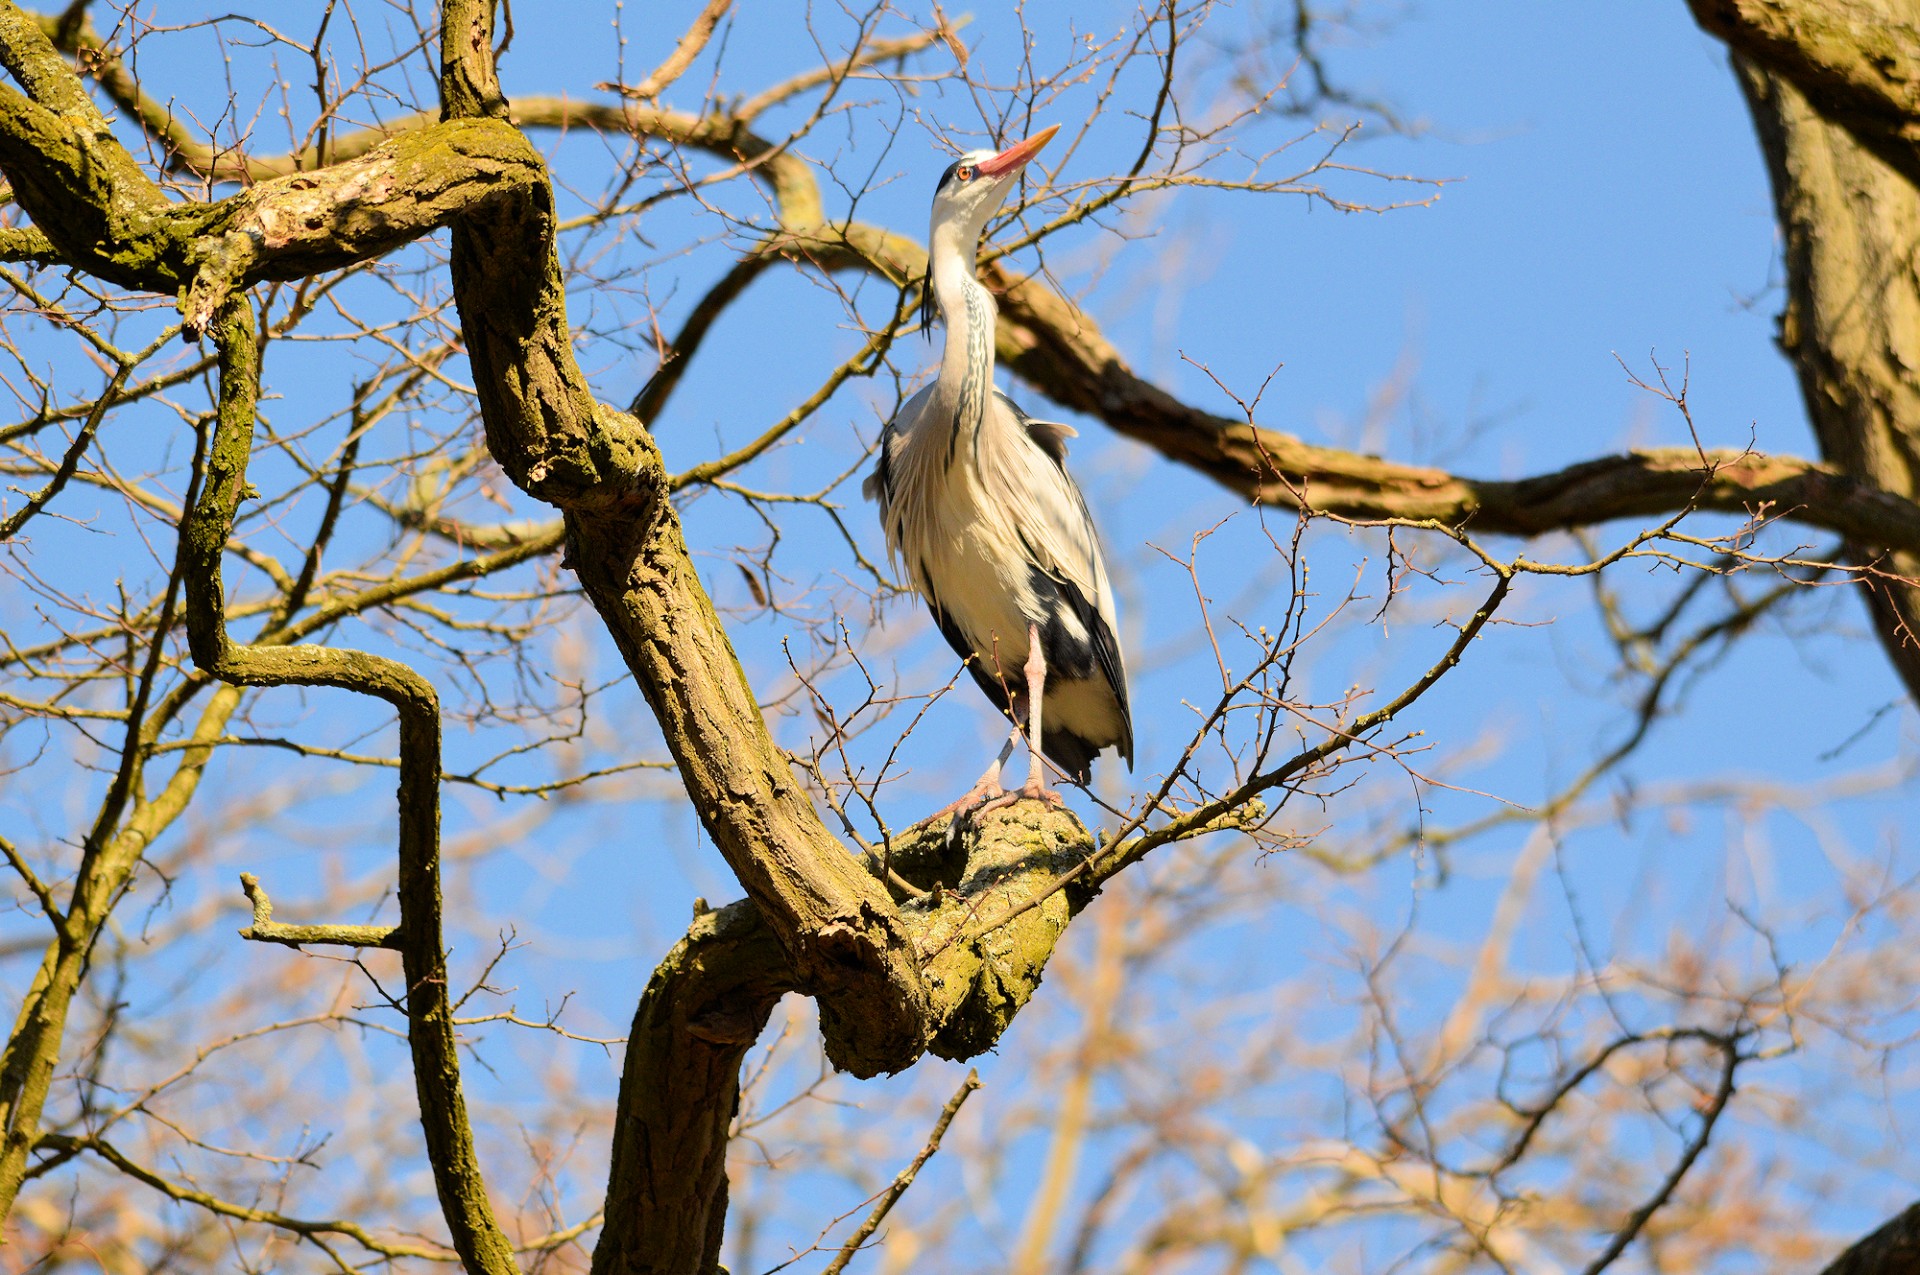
[928,124,1059,247]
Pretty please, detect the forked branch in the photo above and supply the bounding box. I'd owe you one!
[178,293,516,1275]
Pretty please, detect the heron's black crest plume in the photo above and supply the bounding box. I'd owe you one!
[918,270,936,339]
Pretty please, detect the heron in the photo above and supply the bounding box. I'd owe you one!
[865,124,1133,813]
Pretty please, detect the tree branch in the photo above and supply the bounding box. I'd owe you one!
[22,9,1916,568]
[434,0,930,1079]
[1816,1201,1920,1275]
[819,1068,980,1275]
[753,211,1920,565]
[617,0,732,102]
[179,292,517,1275]
[1736,59,1920,699]
[1688,0,1920,190]
[595,804,1090,1273]
[592,897,792,1275]
[235,872,403,950]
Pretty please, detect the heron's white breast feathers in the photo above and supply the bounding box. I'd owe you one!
[876,390,1116,664]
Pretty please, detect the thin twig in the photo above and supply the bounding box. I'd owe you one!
[819,1069,981,1274]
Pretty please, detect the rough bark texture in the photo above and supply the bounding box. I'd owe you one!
[1738,60,1920,698]
[1690,0,1920,188]
[8,0,1920,1262]
[181,296,518,1275]
[593,901,792,1275]
[0,11,167,290]
[593,804,1095,1274]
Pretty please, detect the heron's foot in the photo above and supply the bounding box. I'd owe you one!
[975,779,1064,815]
[917,775,1008,843]
[938,776,1007,820]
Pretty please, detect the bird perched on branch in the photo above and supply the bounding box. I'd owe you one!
[865,124,1133,811]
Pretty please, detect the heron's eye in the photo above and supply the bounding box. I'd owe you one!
[956,164,975,182]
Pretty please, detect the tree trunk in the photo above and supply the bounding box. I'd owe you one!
[1738,58,1920,699]
[1819,1201,1920,1274]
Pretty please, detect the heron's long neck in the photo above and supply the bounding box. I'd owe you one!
[930,225,996,460]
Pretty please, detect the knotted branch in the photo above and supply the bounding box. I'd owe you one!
[595,803,1094,1273]
[434,0,930,1077]
[179,293,517,1275]
[235,873,404,951]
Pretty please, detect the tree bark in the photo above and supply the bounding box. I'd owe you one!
[432,0,932,1079]
[1819,1201,1920,1274]
[1737,58,1920,698]
[593,901,792,1275]
[1689,0,1920,188]
[593,804,1094,1273]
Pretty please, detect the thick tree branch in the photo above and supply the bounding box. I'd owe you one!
[0,0,160,233]
[0,77,166,289]
[0,224,55,263]
[23,7,1918,565]
[31,14,1909,568]
[762,218,1920,559]
[1737,60,1920,699]
[595,803,1091,1274]
[179,293,517,1275]
[1688,0,1920,189]
[593,897,791,1275]
[170,119,547,335]
[1817,1201,1920,1274]
[434,0,930,1078]
[0,65,555,334]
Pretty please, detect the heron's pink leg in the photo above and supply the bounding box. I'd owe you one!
[1013,623,1062,803]
[924,628,1062,837]
[977,626,1064,813]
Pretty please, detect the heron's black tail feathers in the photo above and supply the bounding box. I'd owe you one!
[1040,729,1100,787]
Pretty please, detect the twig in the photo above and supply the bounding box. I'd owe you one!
[0,832,61,926]
[612,0,731,101]
[237,872,403,950]
[1577,1036,1744,1275]
[820,1069,981,1274]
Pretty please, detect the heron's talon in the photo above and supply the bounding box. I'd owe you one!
[917,776,1009,844]
[973,781,1063,816]
[1014,780,1064,807]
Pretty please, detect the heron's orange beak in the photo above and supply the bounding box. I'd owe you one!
[975,123,1059,179]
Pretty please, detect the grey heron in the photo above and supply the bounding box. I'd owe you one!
[865,124,1133,810]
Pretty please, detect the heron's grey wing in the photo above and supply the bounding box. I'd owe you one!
[863,384,940,506]
[996,390,1078,463]
[861,424,893,504]
[995,393,1133,765]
